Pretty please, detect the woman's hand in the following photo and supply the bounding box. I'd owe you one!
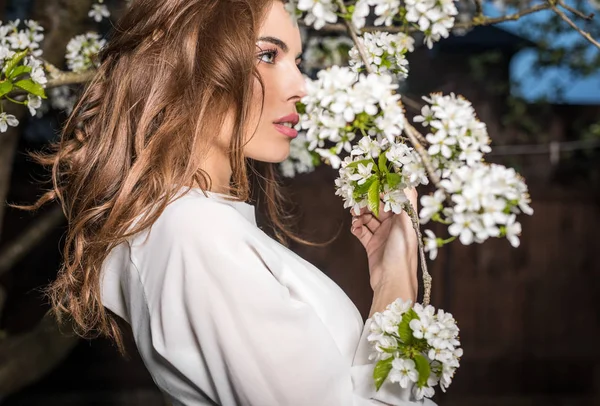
[351,187,419,296]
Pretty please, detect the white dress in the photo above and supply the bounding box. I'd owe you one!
[100,187,436,406]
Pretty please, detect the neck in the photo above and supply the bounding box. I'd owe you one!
[197,148,233,195]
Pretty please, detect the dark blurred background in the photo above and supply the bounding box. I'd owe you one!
[0,0,599,405]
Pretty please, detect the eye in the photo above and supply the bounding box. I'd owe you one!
[257,48,278,64]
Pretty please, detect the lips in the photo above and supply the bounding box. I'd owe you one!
[273,113,299,126]
[273,113,300,138]
[273,123,298,138]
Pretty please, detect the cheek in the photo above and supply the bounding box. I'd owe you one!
[254,70,281,116]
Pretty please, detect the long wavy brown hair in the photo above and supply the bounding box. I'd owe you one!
[11,0,328,355]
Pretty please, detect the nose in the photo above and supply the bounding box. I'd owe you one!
[289,66,307,102]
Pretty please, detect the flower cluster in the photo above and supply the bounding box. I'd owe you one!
[348,0,458,48]
[66,32,106,73]
[353,0,401,27]
[414,92,491,170]
[89,0,111,23]
[420,162,533,258]
[405,0,458,48]
[348,31,413,78]
[280,134,320,177]
[298,66,405,168]
[335,137,429,215]
[0,20,47,129]
[368,298,462,400]
[0,19,44,57]
[288,0,339,30]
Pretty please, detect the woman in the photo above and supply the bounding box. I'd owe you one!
[19,0,431,404]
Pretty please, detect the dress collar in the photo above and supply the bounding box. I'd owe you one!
[177,186,257,226]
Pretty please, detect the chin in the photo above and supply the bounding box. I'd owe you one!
[268,148,291,164]
[247,147,290,164]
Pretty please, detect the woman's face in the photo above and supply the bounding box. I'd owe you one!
[242,1,307,163]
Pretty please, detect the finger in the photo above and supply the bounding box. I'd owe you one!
[350,205,370,217]
[352,214,378,234]
[360,213,381,234]
[351,222,373,248]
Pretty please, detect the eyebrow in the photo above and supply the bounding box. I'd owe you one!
[257,36,303,59]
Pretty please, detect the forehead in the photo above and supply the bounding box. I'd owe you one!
[258,2,302,51]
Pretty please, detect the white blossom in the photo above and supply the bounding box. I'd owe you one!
[0,112,19,132]
[25,56,47,85]
[383,185,408,214]
[89,2,111,23]
[293,0,339,30]
[348,31,412,78]
[315,147,342,169]
[370,0,402,26]
[26,94,42,116]
[300,67,404,160]
[280,134,316,177]
[66,32,106,73]
[404,0,458,48]
[423,229,439,260]
[48,85,78,115]
[368,298,462,398]
[416,92,490,170]
[504,214,522,248]
[352,136,382,158]
[389,358,419,388]
[419,189,446,223]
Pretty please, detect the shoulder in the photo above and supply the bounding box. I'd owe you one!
[142,192,256,248]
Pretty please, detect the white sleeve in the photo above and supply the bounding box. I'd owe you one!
[142,202,435,406]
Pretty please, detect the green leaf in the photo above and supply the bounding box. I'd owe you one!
[0,81,14,98]
[368,178,380,218]
[378,153,388,173]
[398,308,419,344]
[8,65,31,80]
[373,357,394,391]
[353,176,375,199]
[14,79,46,98]
[310,151,321,167]
[413,353,431,388]
[346,158,373,169]
[386,172,403,189]
[4,50,28,78]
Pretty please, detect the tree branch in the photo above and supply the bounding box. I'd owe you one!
[550,1,600,50]
[404,202,431,305]
[558,0,595,20]
[0,312,80,396]
[333,0,434,305]
[0,205,65,277]
[316,3,554,34]
[473,0,484,17]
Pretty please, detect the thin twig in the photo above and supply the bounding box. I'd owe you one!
[403,121,442,187]
[316,3,553,34]
[550,2,600,50]
[402,95,423,113]
[558,0,594,20]
[473,0,483,17]
[10,70,96,97]
[404,202,431,306]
